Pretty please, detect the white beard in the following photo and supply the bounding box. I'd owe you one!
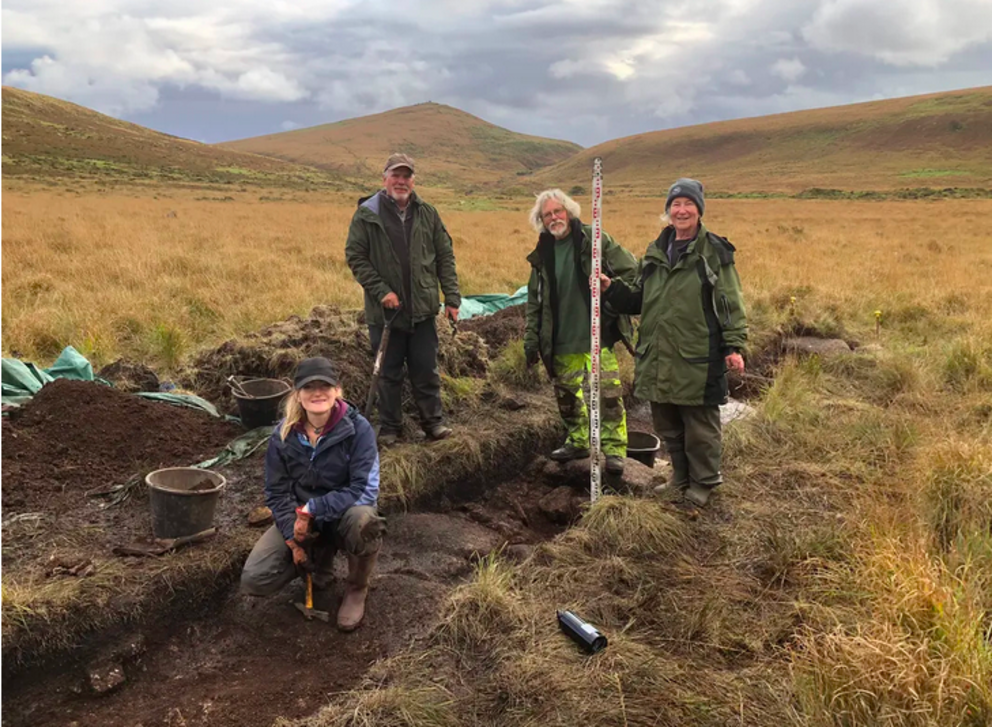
[548,219,569,239]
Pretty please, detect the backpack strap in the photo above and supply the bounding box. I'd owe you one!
[707,232,736,266]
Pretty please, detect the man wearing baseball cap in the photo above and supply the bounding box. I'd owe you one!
[345,153,461,446]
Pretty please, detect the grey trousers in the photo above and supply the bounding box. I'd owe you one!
[651,402,723,489]
[240,505,382,596]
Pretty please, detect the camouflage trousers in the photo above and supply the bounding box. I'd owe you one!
[553,349,627,456]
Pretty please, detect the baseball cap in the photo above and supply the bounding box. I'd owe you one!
[383,153,415,174]
[294,357,339,389]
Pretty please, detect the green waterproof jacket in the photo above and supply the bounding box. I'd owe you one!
[524,219,638,376]
[345,192,461,329]
[605,223,748,406]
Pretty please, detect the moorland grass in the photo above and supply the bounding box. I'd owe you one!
[4,187,992,723]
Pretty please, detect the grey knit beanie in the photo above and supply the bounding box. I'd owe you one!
[665,178,705,217]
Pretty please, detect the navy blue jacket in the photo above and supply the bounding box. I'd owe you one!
[264,402,380,542]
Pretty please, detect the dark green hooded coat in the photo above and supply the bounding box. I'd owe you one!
[605,223,748,406]
[345,191,461,330]
[523,219,638,376]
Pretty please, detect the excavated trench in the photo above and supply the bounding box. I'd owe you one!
[5,469,575,727]
[2,379,596,727]
[2,306,682,726]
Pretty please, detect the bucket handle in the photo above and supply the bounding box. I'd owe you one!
[227,375,254,399]
[228,375,294,399]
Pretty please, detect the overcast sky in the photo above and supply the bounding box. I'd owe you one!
[3,0,990,147]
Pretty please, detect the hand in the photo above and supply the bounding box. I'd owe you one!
[293,506,313,543]
[725,352,745,374]
[445,306,459,322]
[525,348,540,369]
[360,515,388,543]
[381,292,401,309]
[595,273,612,291]
[286,540,313,572]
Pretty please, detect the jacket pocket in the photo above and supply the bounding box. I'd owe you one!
[679,343,715,364]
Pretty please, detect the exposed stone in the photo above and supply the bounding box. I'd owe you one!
[783,337,852,358]
[86,659,126,696]
[721,399,757,426]
[538,486,584,524]
[539,455,664,497]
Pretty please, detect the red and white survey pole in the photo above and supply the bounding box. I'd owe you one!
[589,157,603,503]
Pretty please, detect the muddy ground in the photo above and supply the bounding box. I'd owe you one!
[3,465,586,727]
[1,303,677,727]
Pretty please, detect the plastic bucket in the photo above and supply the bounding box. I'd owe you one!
[146,467,226,539]
[232,378,291,429]
[626,431,661,468]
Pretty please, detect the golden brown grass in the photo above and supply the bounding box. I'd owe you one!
[4,183,992,724]
[5,185,991,372]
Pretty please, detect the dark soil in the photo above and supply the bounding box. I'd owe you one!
[177,305,491,416]
[3,474,567,727]
[97,358,160,393]
[459,305,526,355]
[1,379,242,514]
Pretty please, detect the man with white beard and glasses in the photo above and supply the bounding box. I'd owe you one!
[523,189,638,475]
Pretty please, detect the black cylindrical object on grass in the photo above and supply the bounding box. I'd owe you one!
[557,610,608,653]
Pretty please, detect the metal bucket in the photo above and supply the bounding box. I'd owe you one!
[231,377,291,429]
[146,467,226,539]
[626,431,661,468]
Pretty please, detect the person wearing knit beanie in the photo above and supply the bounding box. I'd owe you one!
[665,178,705,218]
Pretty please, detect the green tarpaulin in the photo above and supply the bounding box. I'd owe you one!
[456,285,527,320]
[2,346,222,416]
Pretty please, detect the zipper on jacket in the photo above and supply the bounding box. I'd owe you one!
[404,210,413,311]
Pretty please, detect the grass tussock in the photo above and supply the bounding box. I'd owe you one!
[568,495,687,559]
[793,537,992,727]
[922,443,992,556]
[376,394,559,507]
[438,555,527,651]
[489,340,542,390]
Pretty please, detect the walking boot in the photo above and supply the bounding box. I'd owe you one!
[685,482,716,507]
[426,424,452,441]
[337,552,377,632]
[550,442,590,462]
[604,455,625,475]
[378,429,400,448]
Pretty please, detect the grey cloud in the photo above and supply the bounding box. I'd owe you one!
[1,0,989,147]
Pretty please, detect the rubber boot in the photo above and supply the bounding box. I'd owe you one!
[337,551,377,632]
[654,446,689,498]
[685,482,717,507]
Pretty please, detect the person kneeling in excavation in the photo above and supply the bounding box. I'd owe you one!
[241,357,386,631]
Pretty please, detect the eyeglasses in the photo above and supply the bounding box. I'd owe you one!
[541,206,567,222]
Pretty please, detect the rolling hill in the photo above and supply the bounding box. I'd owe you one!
[528,86,992,195]
[217,102,582,187]
[1,86,346,188]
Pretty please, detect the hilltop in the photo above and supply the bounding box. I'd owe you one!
[217,102,582,187]
[1,86,346,188]
[528,86,992,195]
